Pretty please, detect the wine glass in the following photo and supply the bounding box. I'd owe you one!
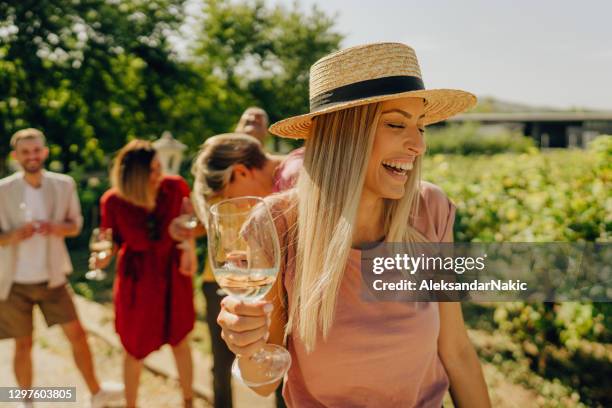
[176,214,198,250]
[208,196,291,386]
[19,202,33,223]
[86,228,113,281]
[19,202,41,233]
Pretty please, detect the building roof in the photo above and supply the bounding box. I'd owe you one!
[447,112,612,123]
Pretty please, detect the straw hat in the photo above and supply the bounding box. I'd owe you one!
[269,42,477,139]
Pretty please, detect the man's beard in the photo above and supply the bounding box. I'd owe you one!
[22,162,43,174]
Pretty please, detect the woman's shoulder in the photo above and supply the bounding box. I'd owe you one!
[161,174,187,186]
[417,181,456,242]
[265,190,298,214]
[263,190,298,235]
[419,181,451,205]
[100,188,120,205]
[161,175,190,193]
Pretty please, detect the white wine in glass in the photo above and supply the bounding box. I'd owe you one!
[176,214,198,250]
[86,228,113,281]
[208,196,291,386]
[181,215,199,230]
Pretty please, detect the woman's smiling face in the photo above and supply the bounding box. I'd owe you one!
[364,97,426,200]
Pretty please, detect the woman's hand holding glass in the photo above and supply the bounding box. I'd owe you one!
[209,196,291,387]
[218,297,274,357]
[86,228,113,280]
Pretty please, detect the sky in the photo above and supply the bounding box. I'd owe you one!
[183,0,612,111]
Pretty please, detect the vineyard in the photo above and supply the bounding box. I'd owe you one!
[424,135,611,407]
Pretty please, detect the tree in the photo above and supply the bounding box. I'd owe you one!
[0,0,190,174]
[192,0,343,141]
[0,0,343,176]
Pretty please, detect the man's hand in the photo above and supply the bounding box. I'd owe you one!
[11,224,36,243]
[37,221,79,237]
[37,221,58,236]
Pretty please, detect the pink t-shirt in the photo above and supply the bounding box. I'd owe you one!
[266,181,456,408]
[273,147,305,192]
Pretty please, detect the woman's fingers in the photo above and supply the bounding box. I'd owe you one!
[169,217,190,241]
[89,253,110,269]
[222,330,268,357]
[221,296,273,317]
[218,308,268,332]
[224,324,269,348]
[218,297,273,356]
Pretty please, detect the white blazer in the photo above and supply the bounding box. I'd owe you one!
[0,171,83,300]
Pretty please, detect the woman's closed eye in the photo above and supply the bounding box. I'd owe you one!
[386,122,406,129]
[385,123,425,135]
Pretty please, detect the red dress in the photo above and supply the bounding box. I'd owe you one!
[100,176,195,359]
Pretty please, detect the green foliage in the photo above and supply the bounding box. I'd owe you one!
[492,302,611,406]
[493,302,608,352]
[1,0,341,175]
[425,122,536,155]
[193,0,341,147]
[555,303,607,348]
[587,134,612,175]
[425,148,611,406]
[592,303,612,343]
[0,0,194,174]
[68,171,111,248]
[588,134,612,156]
[424,150,610,242]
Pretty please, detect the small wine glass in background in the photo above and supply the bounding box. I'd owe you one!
[208,196,291,386]
[86,227,113,281]
[176,213,199,277]
[176,214,199,250]
[19,202,44,233]
[19,202,32,223]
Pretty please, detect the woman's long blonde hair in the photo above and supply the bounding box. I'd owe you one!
[289,102,426,352]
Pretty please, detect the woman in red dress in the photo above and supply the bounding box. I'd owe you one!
[96,140,195,408]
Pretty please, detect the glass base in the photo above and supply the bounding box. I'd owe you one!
[232,343,292,387]
[85,269,107,281]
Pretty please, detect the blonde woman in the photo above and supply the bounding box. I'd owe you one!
[213,43,491,407]
[95,140,195,408]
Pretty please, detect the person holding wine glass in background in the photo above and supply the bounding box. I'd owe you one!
[93,139,196,408]
[0,128,123,408]
[169,132,303,408]
[214,43,492,407]
[86,227,114,281]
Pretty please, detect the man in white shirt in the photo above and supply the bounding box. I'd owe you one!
[0,129,122,408]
